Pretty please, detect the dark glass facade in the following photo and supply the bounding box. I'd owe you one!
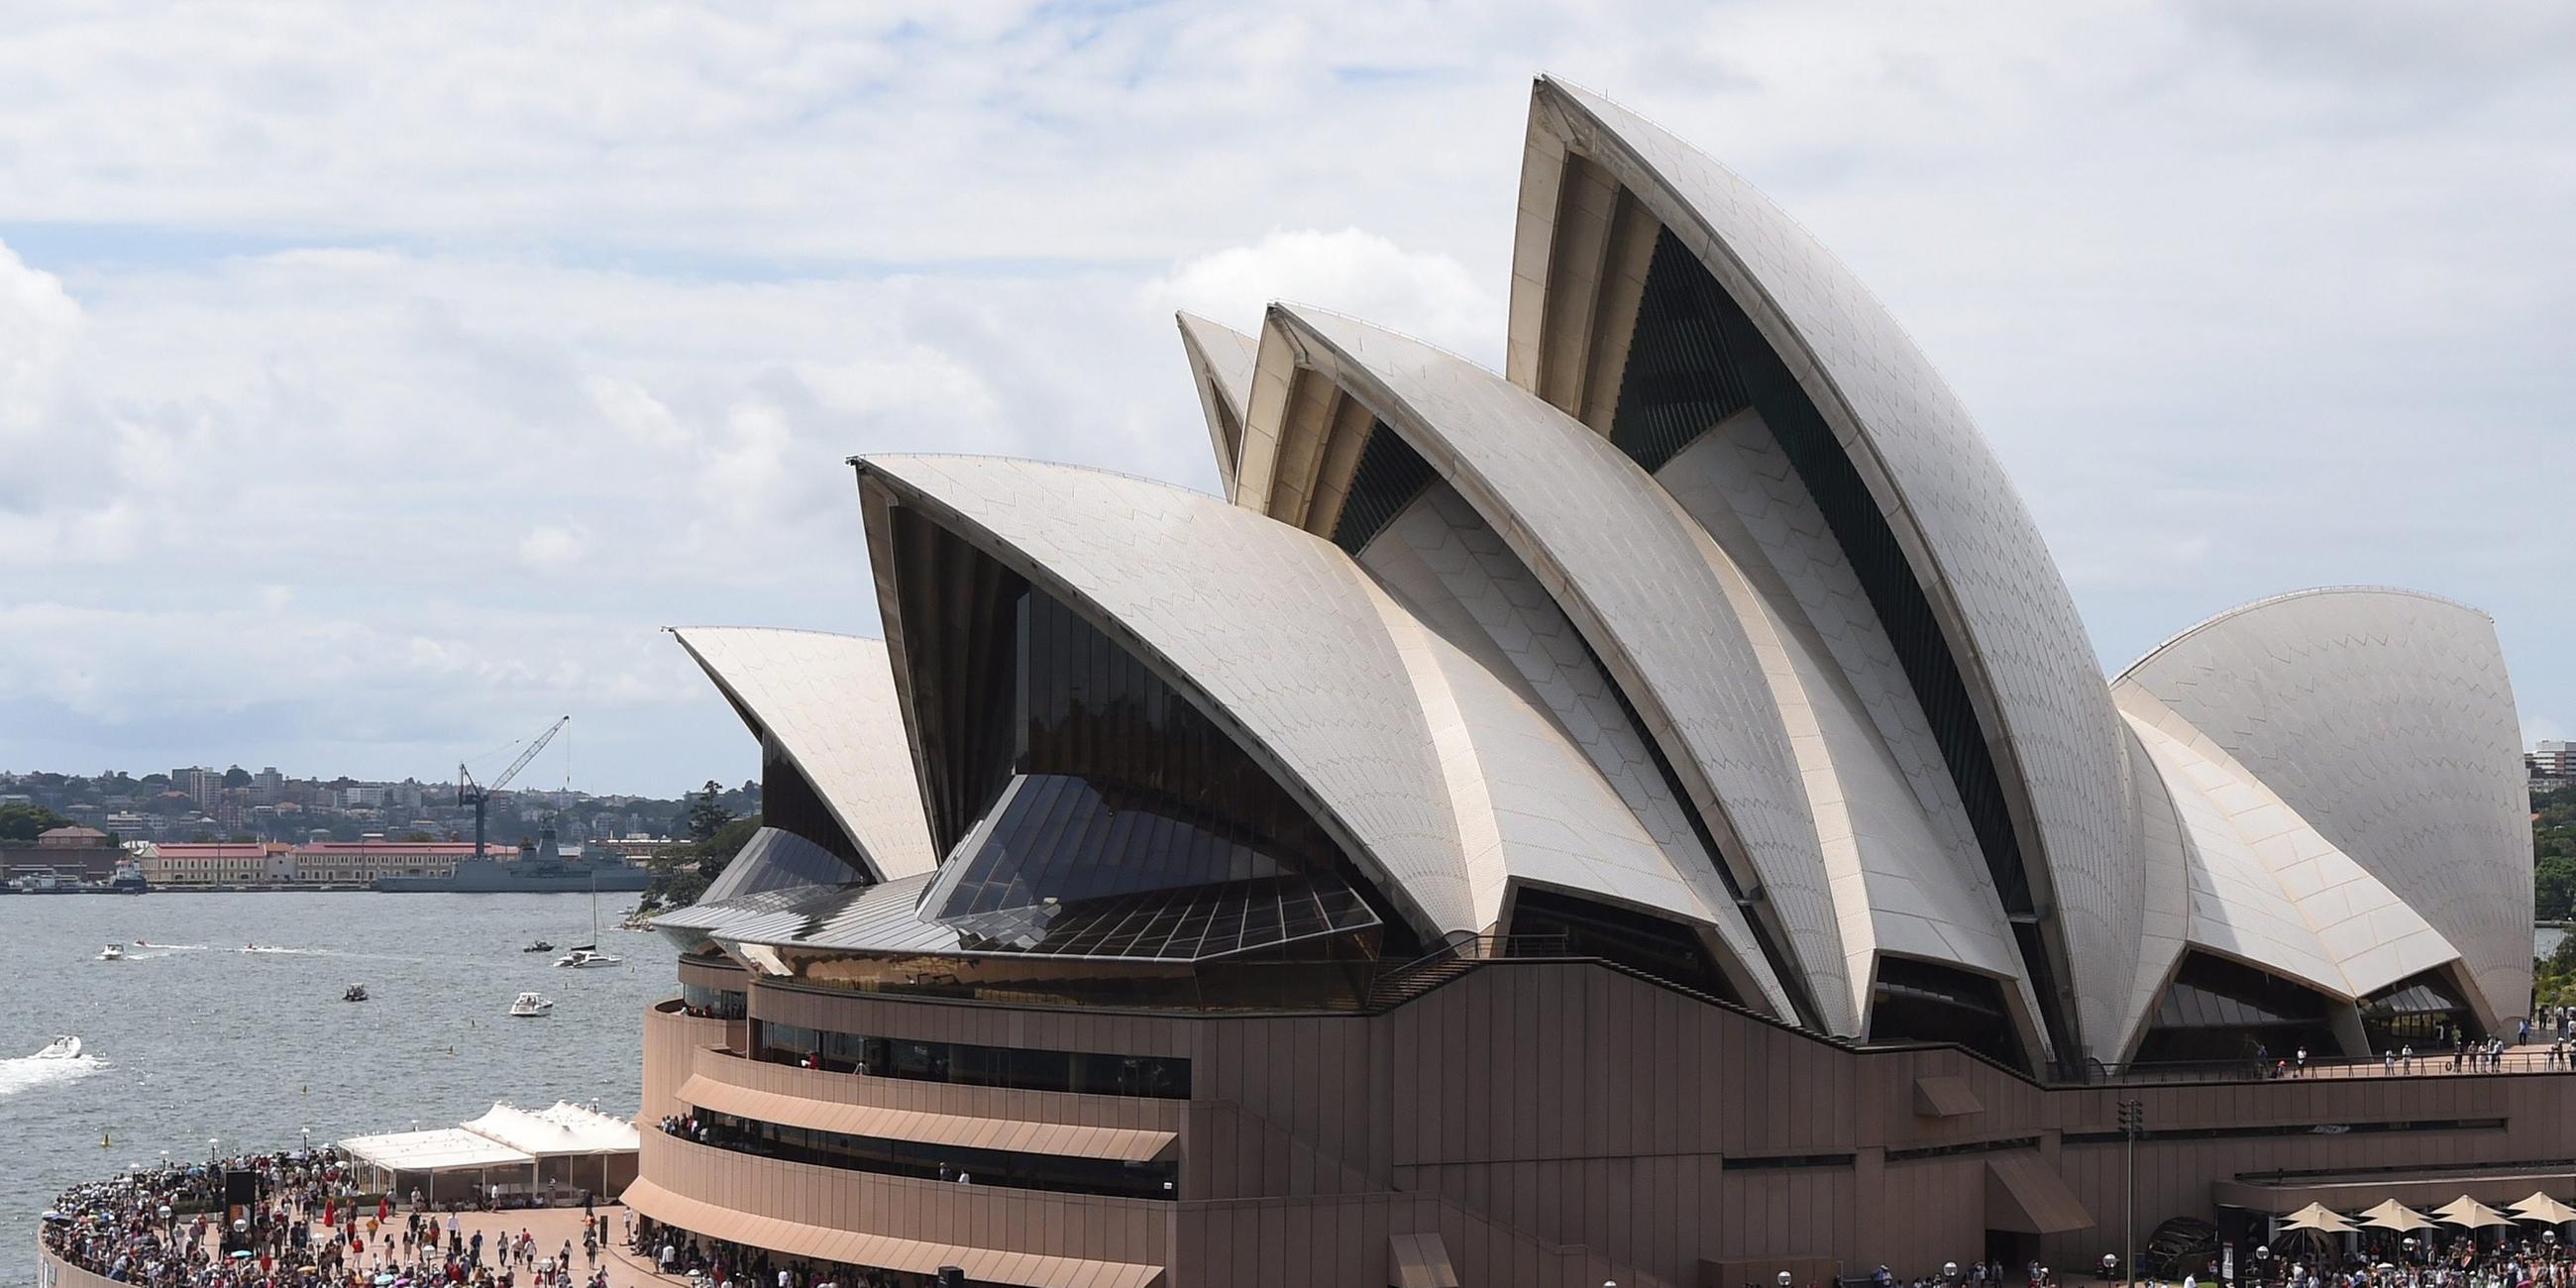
[1868,957,2024,1072]
[759,738,863,866]
[2133,952,2338,1067]
[758,1021,1190,1099]
[910,563,1384,960]
[1609,224,2069,1062]
[678,1108,1177,1201]
[1506,887,1741,1006]
[2359,969,2479,1049]
[680,982,746,1020]
[1329,420,1437,556]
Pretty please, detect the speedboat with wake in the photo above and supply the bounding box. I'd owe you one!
[97,944,124,962]
[32,1035,82,1059]
[507,992,555,1018]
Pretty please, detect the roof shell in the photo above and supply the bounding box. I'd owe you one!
[1515,76,2142,1056]
[1176,311,1257,499]
[854,453,1477,942]
[2114,587,2529,1027]
[1259,303,1845,1024]
[668,627,937,883]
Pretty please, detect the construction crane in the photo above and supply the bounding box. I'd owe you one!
[458,716,570,862]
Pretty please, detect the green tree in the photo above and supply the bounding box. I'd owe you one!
[2541,855,2576,922]
[0,803,73,843]
[685,780,735,842]
[222,766,252,790]
[646,812,763,908]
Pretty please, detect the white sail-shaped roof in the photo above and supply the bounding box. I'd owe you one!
[855,453,1477,941]
[668,627,936,883]
[1509,76,2144,1058]
[1176,311,1258,498]
[2116,588,2528,1028]
[1250,303,1846,1027]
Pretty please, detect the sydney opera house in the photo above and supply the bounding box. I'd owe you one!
[626,77,2540,1288]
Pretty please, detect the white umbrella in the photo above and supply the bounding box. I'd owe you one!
[2283,1203,2361,1234]
[2511,1192,2576,1226]
[2358,1200,2439,1233]
[2434,1197,2516,1231]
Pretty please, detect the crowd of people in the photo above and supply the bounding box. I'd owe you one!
[1849,1234,2576,1288]
[44,1153,973,1288]
[41,1151,618,1288]
[2216,1234,2576,1288]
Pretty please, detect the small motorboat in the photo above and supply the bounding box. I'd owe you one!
[507,992,555,1018]
[521,939,555,953]
[32,1035,81,1059]
[97,944,124,962]
[342,985,370,1003]
[552,946,623,969]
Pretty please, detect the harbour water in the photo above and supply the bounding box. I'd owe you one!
[0,893,674,1288]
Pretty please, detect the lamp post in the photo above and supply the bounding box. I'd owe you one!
[2118,1100,2144,1287]
[1946,1264,1962,1287]
[207,1136,219,1164]
[300,1127,311,1156]
[2255,1244,2272,1288]
[1779,1273,1795,1288]
[2103,1253,2119,1286]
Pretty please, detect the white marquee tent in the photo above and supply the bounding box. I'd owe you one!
[340,1102,637,1205]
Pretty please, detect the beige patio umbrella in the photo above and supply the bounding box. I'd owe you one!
[2511,1192,2576,1226]
[2282,1203,2361,1234]
[2357,1200,2438,1233]
[2434,1197,2517,1231]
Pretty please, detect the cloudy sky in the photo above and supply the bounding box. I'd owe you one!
[1,2,2568,797]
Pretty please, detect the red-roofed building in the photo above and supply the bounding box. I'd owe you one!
[290,838,483,885]
[140,842,292,887]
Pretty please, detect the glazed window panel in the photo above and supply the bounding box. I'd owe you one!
[679,983,746,1020]
[680,1106,1177,1201]
[756,1023,1191,1100]
[917,584,1380,959]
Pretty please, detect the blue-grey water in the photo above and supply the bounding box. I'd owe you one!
[0,893,674,1288]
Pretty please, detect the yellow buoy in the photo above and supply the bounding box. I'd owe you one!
[101,1131,111,1148]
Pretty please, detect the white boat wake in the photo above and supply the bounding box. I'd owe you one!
[0,1036,105,1099]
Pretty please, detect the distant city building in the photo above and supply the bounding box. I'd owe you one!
[137,841,293,886]
[2532,740,2574,781]
[289,837,482,884]
[0,825,122,883]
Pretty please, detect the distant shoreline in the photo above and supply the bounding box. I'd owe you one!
[4,884,629,895]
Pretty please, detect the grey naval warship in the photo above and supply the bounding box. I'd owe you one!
[374,821,651,893]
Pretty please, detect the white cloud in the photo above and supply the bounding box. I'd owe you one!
[1145,228,1496,364]
[0,2,2567,791]
[518,523,592,572]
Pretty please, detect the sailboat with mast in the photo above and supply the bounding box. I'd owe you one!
[553,871,624,969]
